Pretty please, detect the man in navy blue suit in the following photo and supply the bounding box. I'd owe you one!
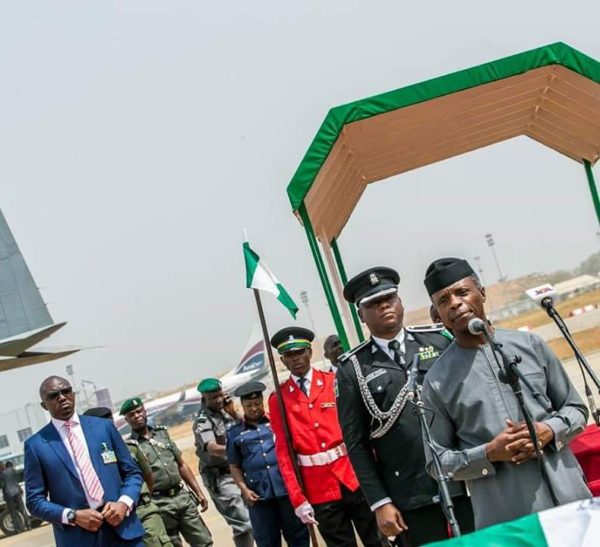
[25,376,145,547]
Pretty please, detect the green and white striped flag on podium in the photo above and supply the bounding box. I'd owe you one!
[243,242,298,318]
[425,499,600,547]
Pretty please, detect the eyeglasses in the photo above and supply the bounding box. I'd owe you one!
[45,386,73,400]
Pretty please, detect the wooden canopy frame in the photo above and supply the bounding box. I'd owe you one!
[286,43,600,349]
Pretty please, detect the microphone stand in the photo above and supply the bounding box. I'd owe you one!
[481,329,560,507]
[408,355,461,538]
[540,297,600,426]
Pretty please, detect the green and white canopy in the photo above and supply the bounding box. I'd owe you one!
[287,42,600,242]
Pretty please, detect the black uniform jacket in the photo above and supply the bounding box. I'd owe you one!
[336,326,465,511]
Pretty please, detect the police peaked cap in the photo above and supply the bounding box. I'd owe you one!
[343,267,400,305]
[119,397,143,415]
[424,258,476,297]
[270,326,314,354]
[234,381,266,400]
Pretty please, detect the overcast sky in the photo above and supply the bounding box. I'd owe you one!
[0,1,599,413]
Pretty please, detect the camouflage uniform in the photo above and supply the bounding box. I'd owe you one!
[131,426,212,547]
[193,404,253,547]
[125,438,174,547]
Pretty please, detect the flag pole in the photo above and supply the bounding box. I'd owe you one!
[252,288,320,547]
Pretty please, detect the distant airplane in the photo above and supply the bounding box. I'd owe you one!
[219,324,269,393]
[115,325,269,431]
[0,209,78,373]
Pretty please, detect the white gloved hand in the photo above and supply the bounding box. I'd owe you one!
[294,501,318,525]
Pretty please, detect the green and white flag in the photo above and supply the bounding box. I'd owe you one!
[425,499,599,547]
[243,242,298,318]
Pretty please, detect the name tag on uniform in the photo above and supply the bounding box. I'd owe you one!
[101,443,117,464]
[365,369,387,383]
[321,402,336,408]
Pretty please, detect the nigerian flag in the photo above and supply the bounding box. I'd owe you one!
[424,499,598,547]
[243,242,298,318]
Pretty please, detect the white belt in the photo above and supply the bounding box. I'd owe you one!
[297,443,347,467]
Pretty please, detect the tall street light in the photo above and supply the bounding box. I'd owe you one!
[485,233,506,283]
[473,256,487,286]
[300,290,319,343]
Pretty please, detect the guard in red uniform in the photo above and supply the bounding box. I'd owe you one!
[268,327,381,547]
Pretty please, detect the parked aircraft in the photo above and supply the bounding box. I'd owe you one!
[0,209,77,373]
[115,325,270,431]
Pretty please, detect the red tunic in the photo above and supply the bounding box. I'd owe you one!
[268,368,360,508]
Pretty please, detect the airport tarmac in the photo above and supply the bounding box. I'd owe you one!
[4,349,600,546]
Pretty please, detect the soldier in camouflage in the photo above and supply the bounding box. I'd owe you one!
[121,398,213,547]
[193,378,254,547]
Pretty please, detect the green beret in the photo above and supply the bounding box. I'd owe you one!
[119,397,143,415]
[197,378,222,393]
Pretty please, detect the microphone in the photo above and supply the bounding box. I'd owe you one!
[467,317,488,336]
[526,284,557,308]
[407,354,420,400]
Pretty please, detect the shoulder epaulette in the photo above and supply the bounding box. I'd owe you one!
[339,339,371,363]
[406,323,444,333]
[154,425,167,431]
[125,438,139,446]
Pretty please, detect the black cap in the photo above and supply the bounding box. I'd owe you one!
[83,407,113,419]
[424,258,476,297]
[343,267,400,305]
[234,381,267,400]
[270,326,314,354]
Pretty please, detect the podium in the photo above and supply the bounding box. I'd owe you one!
[570,425,600,496]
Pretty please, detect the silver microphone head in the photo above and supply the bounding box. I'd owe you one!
[468,317,487,335]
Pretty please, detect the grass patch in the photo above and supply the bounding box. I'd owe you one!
[498,289,600,330]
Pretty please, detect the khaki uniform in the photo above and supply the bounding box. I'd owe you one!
[126,438,174,547]
[131,426,212,547]
[193,404,253,547]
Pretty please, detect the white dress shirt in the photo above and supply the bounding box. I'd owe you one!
[291,367,314,396]
[52,414,133,524]
[372,328,406,361]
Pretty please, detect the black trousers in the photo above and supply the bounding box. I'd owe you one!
[313,484,381,547]
[394,495,474,547]
[5,494,29,533]
[249,496,309,547]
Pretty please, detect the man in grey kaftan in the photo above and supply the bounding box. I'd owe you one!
[421,257,592,530]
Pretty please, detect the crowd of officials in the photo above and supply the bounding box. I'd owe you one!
[20,260,593,547]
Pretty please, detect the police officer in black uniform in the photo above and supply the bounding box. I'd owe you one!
[336,267,474,547]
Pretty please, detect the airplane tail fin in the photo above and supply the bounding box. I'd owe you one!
[231,324,265,375]
[0,209,53,338]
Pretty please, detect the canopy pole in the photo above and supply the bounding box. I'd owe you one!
[584,160,600,226]
[298,203,350,351]
[331,238,365,343]
[321,237,358,348]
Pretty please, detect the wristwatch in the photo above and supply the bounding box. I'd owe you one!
[66,509,76,524]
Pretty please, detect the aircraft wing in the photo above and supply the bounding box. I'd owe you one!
[0,322,67,356]
[0,347,80,373]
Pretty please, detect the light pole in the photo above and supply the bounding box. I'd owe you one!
[485,233,506,283]
[473,256,486,286]
[300,290,319,343]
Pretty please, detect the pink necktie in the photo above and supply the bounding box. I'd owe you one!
[65,421,104,503]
